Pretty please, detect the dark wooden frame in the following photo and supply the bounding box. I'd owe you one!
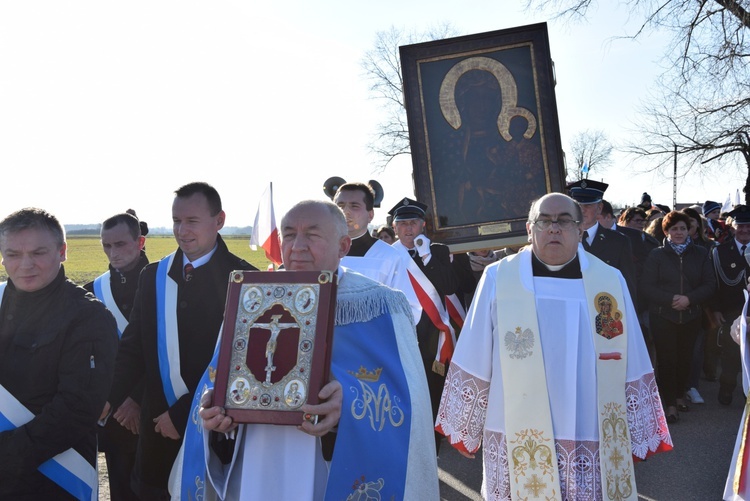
[213,270,337,425]
[400,23,566,251]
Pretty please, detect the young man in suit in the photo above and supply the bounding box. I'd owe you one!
[107,182,256,499]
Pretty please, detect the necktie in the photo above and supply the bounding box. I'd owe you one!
[184,263,194,282]
[409,248,417,258]
[582,230,591,251]
[742,245,747,257]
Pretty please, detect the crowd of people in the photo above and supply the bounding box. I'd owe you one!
[0,179,748,500]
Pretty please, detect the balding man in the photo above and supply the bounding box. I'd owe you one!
[175,200,438,500]
[436,193,672,501]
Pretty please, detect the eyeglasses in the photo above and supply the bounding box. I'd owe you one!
[531,218,580,230]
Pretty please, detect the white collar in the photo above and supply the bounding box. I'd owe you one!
[181,243,218,269]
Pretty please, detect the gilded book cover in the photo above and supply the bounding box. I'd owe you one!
[213,270,337,425]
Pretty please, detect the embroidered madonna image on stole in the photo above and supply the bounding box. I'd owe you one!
[584,257,636,501]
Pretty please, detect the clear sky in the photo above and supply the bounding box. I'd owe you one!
[0,1,745,230]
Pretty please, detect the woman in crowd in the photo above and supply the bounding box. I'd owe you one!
[645,216,666,242]
[641,211,716,423]
[618,207,648,231]
[375,225,396,244]
[682,207,715,251]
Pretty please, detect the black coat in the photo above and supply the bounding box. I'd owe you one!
[109,236,255,494]
[616,225,660,312]
[84,252,149,457]
[586,224,638,306]
[0,268,118,499]
[641,241,716,324]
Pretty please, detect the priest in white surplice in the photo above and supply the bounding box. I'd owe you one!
[171,200,438,500]
[436,193,672,501]
[334,182,421,324]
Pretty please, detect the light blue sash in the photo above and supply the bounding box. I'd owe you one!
[156,253,189,406]
[0,282,97,500]
[325,313,411,499]
[177,338,220,500]
[93,272,128,337]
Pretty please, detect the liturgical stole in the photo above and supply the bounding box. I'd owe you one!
[496,254,636,501]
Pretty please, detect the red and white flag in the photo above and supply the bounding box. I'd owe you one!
[250,182,283,266]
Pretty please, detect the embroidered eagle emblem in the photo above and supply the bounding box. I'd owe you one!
[505,327,534,359]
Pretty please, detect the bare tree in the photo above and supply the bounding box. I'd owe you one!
[567,129,614,181]
[530,0,750,200]
[361,24,460,171]
[624,83,750,202]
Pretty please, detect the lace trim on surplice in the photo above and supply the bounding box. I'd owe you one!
[436,363,489,453]
[626,371,673,458]
[483,431,601,501]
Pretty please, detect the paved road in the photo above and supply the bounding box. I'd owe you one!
[437,376,745,500]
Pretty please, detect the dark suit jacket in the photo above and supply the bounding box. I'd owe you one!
[585,224,638,306]
[109,235,254,494]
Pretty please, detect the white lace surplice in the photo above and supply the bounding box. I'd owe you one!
[436,252,672,501]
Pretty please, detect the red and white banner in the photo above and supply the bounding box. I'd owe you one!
[250,182,283,266]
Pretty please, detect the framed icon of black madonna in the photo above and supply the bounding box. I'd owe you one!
[400,23,567,251]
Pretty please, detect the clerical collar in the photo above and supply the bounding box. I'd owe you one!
[531,252,582,278]
[348,231,376,257]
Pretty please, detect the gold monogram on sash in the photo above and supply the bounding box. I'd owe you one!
[347,366,405,431]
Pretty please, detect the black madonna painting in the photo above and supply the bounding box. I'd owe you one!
[400,23,566,248]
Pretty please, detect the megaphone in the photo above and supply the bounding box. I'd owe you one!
[323,176,346,200]
[369,180,384,208]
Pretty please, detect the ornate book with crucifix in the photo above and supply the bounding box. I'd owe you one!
[212,270,337,424]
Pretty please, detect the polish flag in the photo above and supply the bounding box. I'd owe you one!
[250,183,283,266]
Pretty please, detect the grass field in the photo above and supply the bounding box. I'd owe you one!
[0,235,273,285]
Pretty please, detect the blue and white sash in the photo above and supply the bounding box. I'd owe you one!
[325,313,412,500]
[156,253,189,406]
[0,282,97,501]
[92,272,128,337]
